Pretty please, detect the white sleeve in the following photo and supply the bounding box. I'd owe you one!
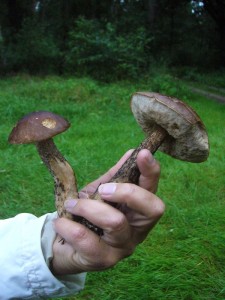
[0,212,86,299]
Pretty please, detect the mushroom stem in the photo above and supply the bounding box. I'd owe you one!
[36,138,103,235]
[36,138,78,220]
[110,125,167,185]
[91,124,167,205]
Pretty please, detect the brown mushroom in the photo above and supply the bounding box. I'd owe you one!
[8,111,77,220]
[89,93,209,235]
[8,93,209,237]
[89,92,209,229]
[107,92,209,185]
[9,111,102,235]
[9,111,104,236]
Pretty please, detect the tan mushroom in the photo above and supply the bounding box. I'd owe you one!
[90,92,209,235]
[109,92,209,185]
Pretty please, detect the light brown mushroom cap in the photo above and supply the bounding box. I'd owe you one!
[8,111,70,144]
[131,92,209,162]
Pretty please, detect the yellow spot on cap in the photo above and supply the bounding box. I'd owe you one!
[42,118,56,129]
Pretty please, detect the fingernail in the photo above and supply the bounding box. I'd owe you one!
[64,199,78,209]
[98,183,117,195]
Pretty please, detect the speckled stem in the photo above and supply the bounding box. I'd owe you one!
[87,125,168,235]
[36,139,78,220]
[91,124,167,204]
[110,125,168,185]
[36,139,102,235]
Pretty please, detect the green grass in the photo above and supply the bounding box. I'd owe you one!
[0,74,224,299]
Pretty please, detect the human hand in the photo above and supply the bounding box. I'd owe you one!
[51,150,165,275]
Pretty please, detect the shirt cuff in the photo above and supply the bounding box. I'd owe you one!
[0,213,86,299]
[40,212,87,295]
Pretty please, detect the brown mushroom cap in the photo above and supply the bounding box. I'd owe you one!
[8,111,70,144]
[131,92,209,162]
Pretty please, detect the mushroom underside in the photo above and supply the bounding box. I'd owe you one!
[131,93,209,162]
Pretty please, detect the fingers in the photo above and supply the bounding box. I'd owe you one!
[136,149,160,193]
[64,198,131,247]
[98,182,165,243]
[98,182,165,224]
[54,217,102,254]
[72,182,165,247]
[53,217,122,273]
[53,150,163,276]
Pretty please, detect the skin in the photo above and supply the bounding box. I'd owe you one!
[51,149,165,275]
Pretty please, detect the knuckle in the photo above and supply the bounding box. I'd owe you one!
[152,198,165,218]
[109,213,127,231]
[71,225,88,241]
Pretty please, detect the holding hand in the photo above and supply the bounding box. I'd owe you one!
[51,149,165,275]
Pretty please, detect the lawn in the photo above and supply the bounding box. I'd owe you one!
[0,74,224,299]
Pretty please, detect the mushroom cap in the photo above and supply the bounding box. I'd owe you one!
[131,92,209,162]
[8,111,70,144]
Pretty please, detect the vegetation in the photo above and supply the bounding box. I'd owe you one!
[0,1,225,79]
[0,74,224,299]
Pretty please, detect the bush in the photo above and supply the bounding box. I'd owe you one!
[66,17,152,81]
[3,18,61,73]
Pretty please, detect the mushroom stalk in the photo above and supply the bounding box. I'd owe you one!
[90,125,167,219]
[36,138,78,220]
[91,91,209,212]
[107,91,209,188]
[109,125,167,185]
[37,139,103,234]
